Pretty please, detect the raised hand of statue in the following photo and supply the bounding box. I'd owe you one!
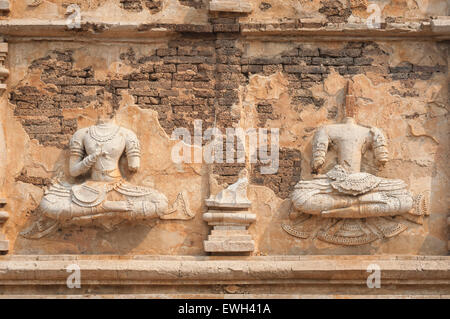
[87,148,108,163]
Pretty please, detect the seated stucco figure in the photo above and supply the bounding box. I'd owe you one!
[22,99,191,238]
[283,81,427,245]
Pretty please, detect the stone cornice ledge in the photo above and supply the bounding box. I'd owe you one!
[0,19,448,41]
[1,255,448,283]
[0,255,449,297]
[240,19,450,40]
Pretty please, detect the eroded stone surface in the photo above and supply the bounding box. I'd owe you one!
[0,0,447,302]
[0,210,8,252]
[3,0,448,25]
[0,0,446,257]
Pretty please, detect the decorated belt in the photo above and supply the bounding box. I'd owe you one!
[92,167,122,179]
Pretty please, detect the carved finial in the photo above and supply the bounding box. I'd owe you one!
[344,79,356,118]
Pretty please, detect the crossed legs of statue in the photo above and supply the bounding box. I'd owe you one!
[40,196,169,222]
[293,191,413,219]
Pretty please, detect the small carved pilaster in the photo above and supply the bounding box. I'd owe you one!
[203,205,255,253]
[203,168,256,253]
[431,16,450,33]
[209,0,252,13]
[0,42,8,94]
[447,215,450,255]
[0,40,7,253]
[0,199,8,254]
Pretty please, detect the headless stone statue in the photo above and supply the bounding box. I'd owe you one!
[292,117,413,219]
[283,81,428,245]
[22,100,192,238]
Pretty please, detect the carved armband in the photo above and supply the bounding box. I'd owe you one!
[125,136,141,159]
[313,143,327,161]
[69,139,85,158]
[312,127,329,167]
[125,132,141,171]
[370,128,389,164]
[69,133,97,175]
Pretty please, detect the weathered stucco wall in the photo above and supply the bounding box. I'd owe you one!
[4,0,449,23]
[0,0,447,257]
[0,35,447,255]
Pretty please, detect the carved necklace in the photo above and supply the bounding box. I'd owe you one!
[89,124,120,143]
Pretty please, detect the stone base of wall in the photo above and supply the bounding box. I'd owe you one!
[0,255,448,298]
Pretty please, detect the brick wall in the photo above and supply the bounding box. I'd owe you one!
[120,0,163,13]
[120,0,203,12]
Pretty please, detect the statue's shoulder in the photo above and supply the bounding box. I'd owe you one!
[118,126,138,138]
[313,124,331,137]
[69,127,89,152]
[71,127,89,141]
[368,126,387,146]
[118,127,140,145]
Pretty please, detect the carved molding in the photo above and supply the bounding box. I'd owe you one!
[431,16,450,33]
[0,21,447,41]
[0,43,8,250]
[0,202,8,253]
[0,42,8,95]
[209,0,252,13]
[0,255,448,297]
